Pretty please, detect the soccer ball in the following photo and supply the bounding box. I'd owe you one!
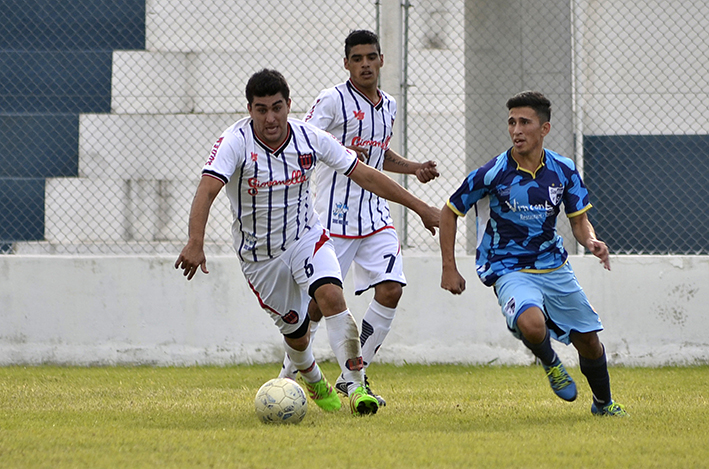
[254,378,308,424]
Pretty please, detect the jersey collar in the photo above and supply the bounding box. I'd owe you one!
[251,121,292,156]
[509,148,546,179]
[347,79,383,110]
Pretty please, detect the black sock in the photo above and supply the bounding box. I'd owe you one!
[522,329,557,367]
[579,347,612,406]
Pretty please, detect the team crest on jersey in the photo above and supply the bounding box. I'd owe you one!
[548,185,564,206]
[298,153,314,170]
[250,152,258,162]
[353,109,365,120]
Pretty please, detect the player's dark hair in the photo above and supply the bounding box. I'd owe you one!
[344,29,381,58]
[245,69,290,104]
[506,91,552,123]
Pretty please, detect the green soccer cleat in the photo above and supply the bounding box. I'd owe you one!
[349,386,379,416]
[591,400,628,417]
[335,373,386,407]
[303,376,341,412]
[543,361,578,402]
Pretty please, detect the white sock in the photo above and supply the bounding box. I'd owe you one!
[361,300,396,367]
[282,340,322,383]
[279,320,320,379]
[325,310,364,395]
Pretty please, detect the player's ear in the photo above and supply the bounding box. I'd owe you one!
[541,121,551,137]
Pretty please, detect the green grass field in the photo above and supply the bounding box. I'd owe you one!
[1,363,707,468]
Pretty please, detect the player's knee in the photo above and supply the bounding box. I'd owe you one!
[571,331,603,359]
[515,307,547,343]
[374,281,403,308]
[307,299,324,322]
[311,280,347,316]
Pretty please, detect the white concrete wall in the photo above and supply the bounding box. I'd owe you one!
[2,254,708,367]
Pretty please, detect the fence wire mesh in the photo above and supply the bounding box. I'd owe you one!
[1,0,707,256]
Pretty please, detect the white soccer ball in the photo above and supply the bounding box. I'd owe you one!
[254,378,308,424]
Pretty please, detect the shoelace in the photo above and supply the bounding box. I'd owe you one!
[547,366,571,388]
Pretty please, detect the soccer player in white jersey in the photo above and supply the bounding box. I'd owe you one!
[440,91,627,417]
[279,30,439,406]
[175,69,440,416]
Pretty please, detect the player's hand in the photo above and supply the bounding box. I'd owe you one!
[441,268,466,294]
[419,204,440,236]
[346,145,369,162]
[415,160,439,183]
[175,241,209,280]
[588,238,611,271]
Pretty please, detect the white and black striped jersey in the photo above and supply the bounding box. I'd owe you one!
[304,80,397,238]
[202,117,359,262]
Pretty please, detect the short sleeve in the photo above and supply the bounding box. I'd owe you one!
[201,131,244,184]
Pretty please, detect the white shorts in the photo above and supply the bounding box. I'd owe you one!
[241,226,343,336]
[333,227,406,295]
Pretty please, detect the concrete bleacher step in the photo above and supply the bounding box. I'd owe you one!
[42,177,233,246]
[111,50,345,115]
[145,0,369,53]
[78,112,246,179]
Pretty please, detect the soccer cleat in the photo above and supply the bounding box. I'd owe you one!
[543,361,578,402]
[364,375,387,407]
[335,373,387,407]
[334,373,349,396]
[591,400,628,417]
[303,376,341,412]
[349,386,379,416]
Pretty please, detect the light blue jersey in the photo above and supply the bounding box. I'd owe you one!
[447,148,591,287]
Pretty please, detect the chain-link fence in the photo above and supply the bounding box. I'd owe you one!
[1,0,708,255]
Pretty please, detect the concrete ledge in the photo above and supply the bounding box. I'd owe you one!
[1,254,708,366]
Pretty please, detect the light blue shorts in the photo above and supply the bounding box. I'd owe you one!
[493,262,603,344]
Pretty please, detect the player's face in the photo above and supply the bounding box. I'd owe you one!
[344,44,383,91]
[507,107,550,158]
[248,93,291,148]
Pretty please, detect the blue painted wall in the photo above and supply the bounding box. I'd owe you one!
[583,135,709,254]
[0,0,145,242]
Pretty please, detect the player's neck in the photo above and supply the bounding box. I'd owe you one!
[362,87,380,104]
[349,78,380,104]
[511,147,544,173]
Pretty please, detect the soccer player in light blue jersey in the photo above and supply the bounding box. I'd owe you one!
[439,91,627,417]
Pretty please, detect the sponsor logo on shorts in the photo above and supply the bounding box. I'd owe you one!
[282,310,299,324]
[503,297,516,319]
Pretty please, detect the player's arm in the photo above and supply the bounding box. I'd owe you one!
[382,149,439,183]
[568,210,611,271]
[175,175,225,280]
[439,203,466,294]
[348,161,440,235]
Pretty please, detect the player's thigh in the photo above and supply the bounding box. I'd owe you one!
[330,236,360,278]
[543,266,603,342]
[351,229,406,295]
[241,257,309,336]
[290,228,343,297]
[494,271,545,339]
